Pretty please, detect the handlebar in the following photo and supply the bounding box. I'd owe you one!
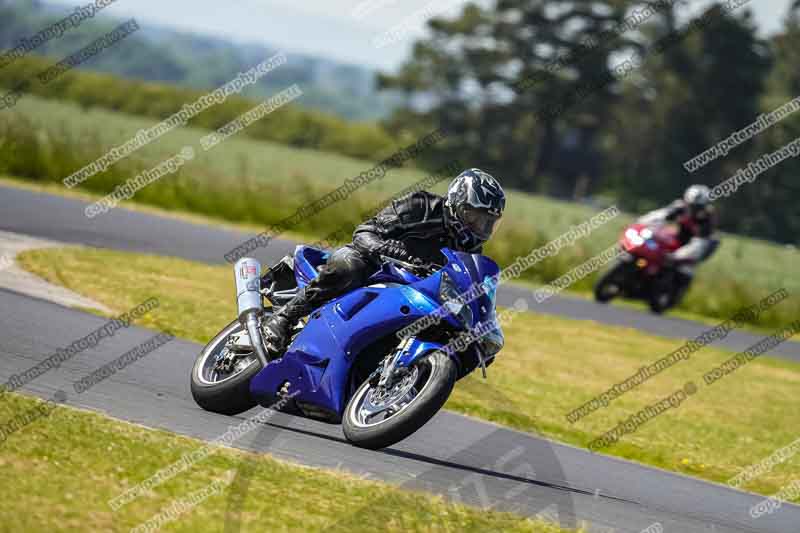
[379,255,438,276]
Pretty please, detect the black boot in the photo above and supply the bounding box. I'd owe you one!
[263,290,313,357]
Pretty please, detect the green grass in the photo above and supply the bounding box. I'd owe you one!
[0,393,573,532]
[2,93,799,329]
[18,246,800,501]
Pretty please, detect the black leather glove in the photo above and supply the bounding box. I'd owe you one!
[378,239,412,262]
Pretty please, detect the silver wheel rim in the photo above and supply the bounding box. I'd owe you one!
[658,293,670,307]
[348,357,436,428]
[195,321,258,385]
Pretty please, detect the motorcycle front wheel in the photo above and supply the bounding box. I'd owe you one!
[343,351,457,450]
[594,260,627,303]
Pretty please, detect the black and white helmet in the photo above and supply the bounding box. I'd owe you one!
[445,168,505,250]
[684,184,711,208]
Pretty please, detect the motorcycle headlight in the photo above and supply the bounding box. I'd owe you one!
[625,228,645,247]
[439,272,473,327]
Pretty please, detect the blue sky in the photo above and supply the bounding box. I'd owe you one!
[51,0,792,69]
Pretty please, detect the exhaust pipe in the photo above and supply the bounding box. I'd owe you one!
[234,257,270,368]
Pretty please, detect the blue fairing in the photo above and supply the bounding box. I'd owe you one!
[439,248,500,328]
[250,246,501,420]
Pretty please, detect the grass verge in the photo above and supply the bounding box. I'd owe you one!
[0,392,571,532]
[17,246,800,502]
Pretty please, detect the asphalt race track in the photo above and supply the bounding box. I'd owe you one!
[2,184,798,362]
[2,183,799,532]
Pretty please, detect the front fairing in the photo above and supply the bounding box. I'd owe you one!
[441,248,500,329]
[394,249,503,368]
[445,249,504,359]
[366,249,501,331]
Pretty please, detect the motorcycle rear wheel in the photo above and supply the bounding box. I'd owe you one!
[648,271,678,314]
[190,317,265,415]
[343,351,457,450]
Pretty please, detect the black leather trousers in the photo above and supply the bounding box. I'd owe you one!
[276,245,376,322]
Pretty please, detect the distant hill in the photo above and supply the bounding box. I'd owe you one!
[0,0,401,120]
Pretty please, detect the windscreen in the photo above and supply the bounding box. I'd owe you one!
[446,249,500,326]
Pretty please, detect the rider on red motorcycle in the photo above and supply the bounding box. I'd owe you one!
[637,184,720,298]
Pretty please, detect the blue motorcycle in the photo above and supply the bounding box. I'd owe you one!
[191,245,504,449]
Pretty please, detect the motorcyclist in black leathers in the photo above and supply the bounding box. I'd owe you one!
[637,184,720,299]
[263,168,507,356]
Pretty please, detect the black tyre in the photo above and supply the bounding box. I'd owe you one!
[648,287,675,314]
[594,261,627,303]
[647,271,679,314]
[342,351,457,450]
[190,318,263,415]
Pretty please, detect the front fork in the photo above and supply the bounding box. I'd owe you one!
[368,337,412,389]
[375,337,414,389]
[370,336,489,390]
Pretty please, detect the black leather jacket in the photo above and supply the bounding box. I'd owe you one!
[352,191,482,265]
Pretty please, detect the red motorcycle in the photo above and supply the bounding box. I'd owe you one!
[594,222,684,313]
